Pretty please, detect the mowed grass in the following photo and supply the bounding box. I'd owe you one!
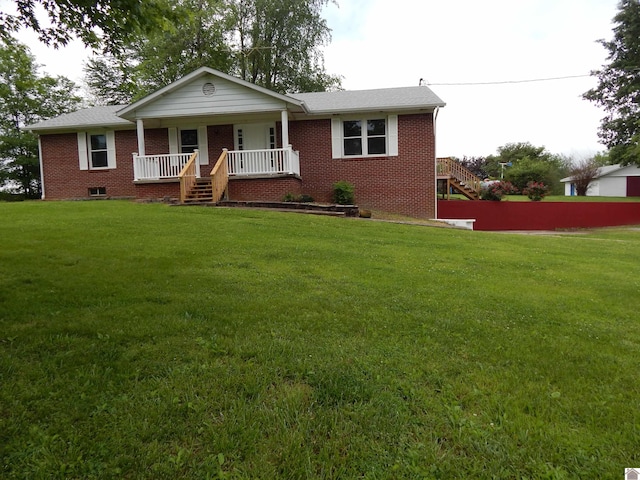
[1,201,639,479]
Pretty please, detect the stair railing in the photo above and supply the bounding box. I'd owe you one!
[210,149,229,203]
[178,150,199,204]
[437,157,482,195]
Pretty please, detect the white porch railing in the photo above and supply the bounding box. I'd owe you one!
[227,146,300,176]
[133,152,199,181]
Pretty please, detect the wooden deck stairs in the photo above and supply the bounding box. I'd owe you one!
[179,149,229,205]
[437,157,482,200]
[183,178,214,203]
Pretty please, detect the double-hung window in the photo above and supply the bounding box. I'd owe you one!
[332,115,398,159]
[89,134,109,168]
[77,131,116,170]
[168,126,209,165]
[180,129,199,153]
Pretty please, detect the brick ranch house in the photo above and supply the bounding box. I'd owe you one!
[28,67,446,218]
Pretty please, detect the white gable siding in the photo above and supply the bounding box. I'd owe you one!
[132,74,287,118]
[609,165,640,177]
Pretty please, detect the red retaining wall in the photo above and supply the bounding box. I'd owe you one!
[438,200,640,231]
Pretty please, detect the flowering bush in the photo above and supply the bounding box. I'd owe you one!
[522,181,549,201]
[479,181,518,201]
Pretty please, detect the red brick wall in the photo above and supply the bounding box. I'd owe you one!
[206,125,235,172]
[135,182,180,200]
[144,128,170,155]
[40,116,437,216]
[41,131,138,200]
[228,176,302,201]
[289,114,436,218]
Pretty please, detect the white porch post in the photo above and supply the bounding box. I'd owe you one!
[281,109,289,148]
[136,119,146,156]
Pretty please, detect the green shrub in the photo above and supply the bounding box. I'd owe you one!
[332,181,355,205]
[282,193,314,203]
[479,181,518,201]
[522,181,549,201]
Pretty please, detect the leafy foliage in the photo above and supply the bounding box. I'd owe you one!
[229,0,341,93]
[479,181,518,201]
[484,142,568,194]
[332,180,355,205]
[83,55,138,106]
[0,38,81,197]
[522,181,549,201]
[84,0,341,104]
[584,0,640,165]
[458,156,489,178]
[0,0,174,54]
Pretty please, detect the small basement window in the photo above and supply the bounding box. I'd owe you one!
[89,187,107,197]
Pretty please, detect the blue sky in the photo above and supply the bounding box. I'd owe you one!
[10,0,621,160]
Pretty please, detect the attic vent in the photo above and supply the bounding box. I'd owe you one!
[202,82,216,96]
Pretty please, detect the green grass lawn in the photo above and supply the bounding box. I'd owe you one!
[1,201,639,479]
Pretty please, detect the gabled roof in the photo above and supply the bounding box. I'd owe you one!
[117,67,305,119]
[27,105,132,132]
[292,86,445,114]
[560,164,632,182]
[27,67,446,131]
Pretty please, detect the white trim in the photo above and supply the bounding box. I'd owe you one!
[38,137,45,199]
[77,132,89,170]
[388,115,398,157]
[197,126,209,165]
[331,115,397,159]
[106,130,117,169]
[331,118,342,159]
[117,67,305,119]
[168,127,178,154]
[281,110,289,147]
[136,119,146,156]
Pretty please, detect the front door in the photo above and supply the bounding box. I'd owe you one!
[235,123,276,151]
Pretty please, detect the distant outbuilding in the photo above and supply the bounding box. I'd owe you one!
[561,164,640,197]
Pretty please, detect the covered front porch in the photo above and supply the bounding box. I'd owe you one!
[132,146,301,182]
[132,144,301,204]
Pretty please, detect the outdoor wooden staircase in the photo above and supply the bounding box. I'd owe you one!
[183,178,214,203]
[179,149,229,205]
[437,157,482,200]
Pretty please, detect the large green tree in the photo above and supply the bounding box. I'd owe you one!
[584,0,640,165]
[230,0,341,93]
[84,0,341,104]
[0,0,175,54]
[485,142,568,194]
[0,39,81,198]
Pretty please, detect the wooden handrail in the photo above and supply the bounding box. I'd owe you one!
[178,150,199,204]
[210,149,229,203]
[437,157,482,194]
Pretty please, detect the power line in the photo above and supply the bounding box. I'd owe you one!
[427,74,591,86]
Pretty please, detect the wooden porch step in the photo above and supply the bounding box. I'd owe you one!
[184,178,214,203]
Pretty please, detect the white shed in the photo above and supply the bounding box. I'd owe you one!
[561,164,640,197]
